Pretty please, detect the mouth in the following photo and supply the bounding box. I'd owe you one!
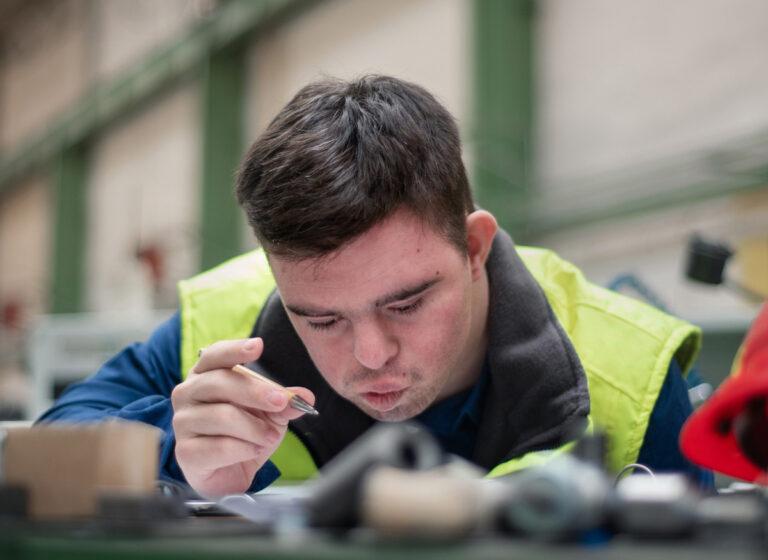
[361,388,408,412]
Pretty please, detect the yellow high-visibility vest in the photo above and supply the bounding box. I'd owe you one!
[178,247,700,480]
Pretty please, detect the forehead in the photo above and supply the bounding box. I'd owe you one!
[269,210,464,301]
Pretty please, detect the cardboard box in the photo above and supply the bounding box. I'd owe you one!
[2,421,160,519]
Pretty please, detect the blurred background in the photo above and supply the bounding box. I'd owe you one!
[0,0,766,421]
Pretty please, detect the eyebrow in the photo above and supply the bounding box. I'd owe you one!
[285,278,440,318]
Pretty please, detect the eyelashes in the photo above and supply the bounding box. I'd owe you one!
[307,318,338,331]
[391,298,424,316]
[306,298,425,332]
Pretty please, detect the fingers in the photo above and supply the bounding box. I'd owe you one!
[173,368,292,414]
[193,338,264,374]
[173,402,282,445]
[175,434,265,472]
[268,387,316,426]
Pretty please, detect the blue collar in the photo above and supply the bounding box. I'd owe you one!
[415,364,489,438]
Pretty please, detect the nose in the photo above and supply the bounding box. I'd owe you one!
[352,317,398,371]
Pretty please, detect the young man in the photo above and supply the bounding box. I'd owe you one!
[40,75,711,497]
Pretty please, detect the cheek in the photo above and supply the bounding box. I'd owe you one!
[295,330,352,387]
[403,295,470,361]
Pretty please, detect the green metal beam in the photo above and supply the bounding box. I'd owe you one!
[528,176,768,238]
[472,0,535,240]
[0,0,317,197]
[526,136,768,237]
[199,45,246,270]
[50,144,88,313]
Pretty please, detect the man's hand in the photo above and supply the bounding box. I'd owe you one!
[171,337,315,497]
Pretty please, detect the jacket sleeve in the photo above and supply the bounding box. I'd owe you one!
[637,359,714,490]
[36,312,280,492]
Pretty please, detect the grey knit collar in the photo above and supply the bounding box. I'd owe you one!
[474,230,590,466]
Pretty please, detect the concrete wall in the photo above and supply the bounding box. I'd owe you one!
[535,0,768,325]
[83,0,214,312]
[0,0,89,152]
[537,0,768,186]
[246,0,469,134]
[0,174,51,319]
[91,0,216,81]
[0,0,214,317]
[87,85,200,312]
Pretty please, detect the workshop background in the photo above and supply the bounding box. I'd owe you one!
[0,0,766,421]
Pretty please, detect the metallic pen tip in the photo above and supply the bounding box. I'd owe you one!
[291,395,319,416]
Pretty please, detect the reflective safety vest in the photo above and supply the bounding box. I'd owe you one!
[178,247,700,481]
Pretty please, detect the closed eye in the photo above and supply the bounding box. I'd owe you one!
[390,298,424,315]
[307,317,339,331]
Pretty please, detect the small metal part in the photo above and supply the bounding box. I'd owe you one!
[615,462,656,483]
[0,428,6,481]
[290,395,319,416]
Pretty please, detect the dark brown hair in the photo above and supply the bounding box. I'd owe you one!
[236,75,474,259]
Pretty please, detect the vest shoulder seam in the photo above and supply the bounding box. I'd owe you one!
[584,361,643,406]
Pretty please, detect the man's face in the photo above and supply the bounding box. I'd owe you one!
[269,209,488,421]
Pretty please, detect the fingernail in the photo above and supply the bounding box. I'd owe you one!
[243,338,258,352]
[268,389,287,407]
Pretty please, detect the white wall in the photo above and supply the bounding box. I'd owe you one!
[534,0,768,325]
[91,0,216,81]
[537,0,768,186]
[246,0,469,133]
[86,86,200,312]
[0,0,88,152]
[0,175,51,319]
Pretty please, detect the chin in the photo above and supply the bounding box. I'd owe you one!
[366,408,413,422]
[358,398,429,422]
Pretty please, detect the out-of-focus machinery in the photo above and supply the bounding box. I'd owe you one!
[681,233,768,482]
[681,302,768,482]
[303,422,766,543]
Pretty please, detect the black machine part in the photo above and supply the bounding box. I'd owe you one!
[734,397,768,472]
[685,234,733,286]
[306,422,444,529]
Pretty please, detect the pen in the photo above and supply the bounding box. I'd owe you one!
[232,364,319,416]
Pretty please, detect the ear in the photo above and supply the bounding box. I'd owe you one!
[465,210,498,280]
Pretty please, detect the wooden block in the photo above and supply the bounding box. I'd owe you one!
[737,236,768,296]
[2,421,160,519]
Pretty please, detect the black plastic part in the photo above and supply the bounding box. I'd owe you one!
[306,422,444,529]
[734,397,768,471]
[572,431,609,470]
[0,485,28,519]
[685,235,733,286]
[98,493,188,522]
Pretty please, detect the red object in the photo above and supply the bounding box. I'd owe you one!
[1,300,22,330]
[135,244,164,288]
[680,303,768,481]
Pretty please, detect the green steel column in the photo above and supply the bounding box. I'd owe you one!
[200,45,247,271]
[50,144,88,313]
[473,0,534,239]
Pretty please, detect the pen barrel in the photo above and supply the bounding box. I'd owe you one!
[233,364,318,415]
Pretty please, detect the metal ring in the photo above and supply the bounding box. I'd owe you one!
[614,462,655,485]
[0,429,7,481]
